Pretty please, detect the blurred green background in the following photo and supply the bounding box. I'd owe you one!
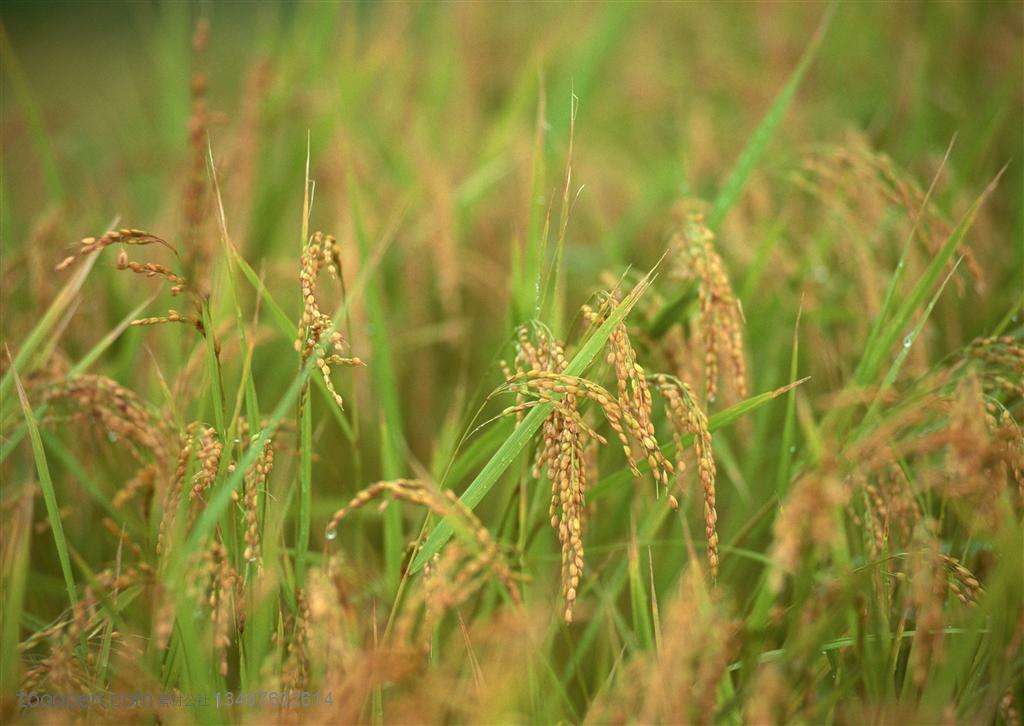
[3,0,1021,504]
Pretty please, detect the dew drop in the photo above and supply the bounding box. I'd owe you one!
[325,527,337,541]
[248,556,258,564]
[903,334,913,348]
[107,430,118,443]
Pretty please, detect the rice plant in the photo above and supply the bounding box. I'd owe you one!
[1,2,1021,723]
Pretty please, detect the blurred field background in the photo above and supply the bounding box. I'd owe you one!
[1,1,1022,723]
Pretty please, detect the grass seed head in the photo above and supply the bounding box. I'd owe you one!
[670,212,748,404]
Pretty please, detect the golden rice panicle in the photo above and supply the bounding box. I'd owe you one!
[324,479,434,536]
[242,435,274,566]
[115,251,187,296]
[503,370,668,483]
[769,470,849,592]
[54,228,172,271]
[204,537,241,677]
[670,212,748,404]
[41,374,174,465]
[583,300,674,492]
[550,402,587,622]
[500,367,657,620]
[995,410,1024,504]
[20,565,151,694]
[131,308,204,331]
[281,587,313,695]
[55,227,202,332]
[965,334,1024,403]
[325,479,519,641]
[940,553,982,606]
[654,374,719,578]
[157,423,198,557]
[589,565,738,724]
[295,231,365,411]
[112,463,158,512]
[500,325,591,620]
[1002,690,1022,726]
[805,136,984,293]
[324,479,516,592]
[855,465,923,556]
[908,530,947,687]
[189,425,222,501]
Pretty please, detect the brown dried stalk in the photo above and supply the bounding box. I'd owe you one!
[182,17,212,295]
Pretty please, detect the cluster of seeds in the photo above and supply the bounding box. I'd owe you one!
[295,231,364,410]
[20,564,151,693]
[801,138,984,292]
[112,462,158,512]
[964,335,1024,403]
[326,479,516,594]
[325,478,519,644]
[130,308,203,330]
[242,435,274,565]
[498,315,680,621]
[42,374,174,465]
[583,300,674,492]
[55,228,203,333]
[55,228,174,271]
[909,534,946,686]
[157,424,198,556]
[189,425,223,501]
[653,374,719,578]
[280,588,312,696]
[853,466,923,557]
[115,251,187,295]
[502,326,588,621]
[590,565,738,724]
[670,213,747,404]
[204,538,242,677]
[940,553,983,606]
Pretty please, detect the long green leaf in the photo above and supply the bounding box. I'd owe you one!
[9,357,77,606]
[350,172,407,593]
[854,169,1002,386]
[0,251,98,404]
[0,493,32,695]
